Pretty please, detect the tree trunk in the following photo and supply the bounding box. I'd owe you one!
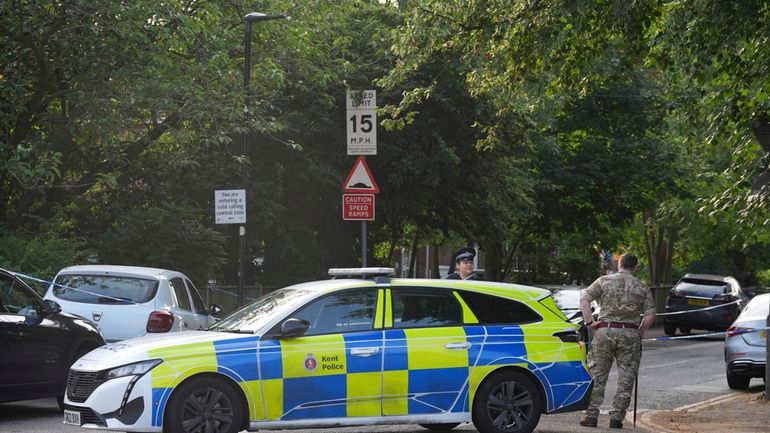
[407,231,419,278]
[431,246,440,278]
[484,240,501,281]
[643,211,677,286]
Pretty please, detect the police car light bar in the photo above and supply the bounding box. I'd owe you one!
[328,267,395,279]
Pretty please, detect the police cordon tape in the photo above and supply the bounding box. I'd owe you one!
[641,328,769,342]
[10,270,143,305]
[8,269,765,339]
[653,299,741,315]
[206,284,257,303]
[639,299,747,341]
[10,269,258,305]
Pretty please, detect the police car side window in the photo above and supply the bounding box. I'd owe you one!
[290,289,377,336]
[457,290,541,324]
[391,289,462,328]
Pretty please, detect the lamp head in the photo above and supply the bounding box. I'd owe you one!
[244,12,286,24]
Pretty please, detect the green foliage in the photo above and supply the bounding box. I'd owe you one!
[756,270,770,288]
[2,0,769,288]
[96,202,227,287]
[0,231,87,291]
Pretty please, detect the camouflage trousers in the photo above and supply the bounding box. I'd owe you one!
[585,327,642,422]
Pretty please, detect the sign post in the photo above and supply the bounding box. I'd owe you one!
[214,189,246,306]
[342,156,379,266]
[345,90,378,266]
[214,189,246,224]
[342,194,375,220]
[346,90,377,155]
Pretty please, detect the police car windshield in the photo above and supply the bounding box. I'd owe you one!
[210,288,314,333]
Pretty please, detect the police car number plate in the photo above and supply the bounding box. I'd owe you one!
[63,409,81,426]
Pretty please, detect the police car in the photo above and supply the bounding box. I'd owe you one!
[63,268,592,433]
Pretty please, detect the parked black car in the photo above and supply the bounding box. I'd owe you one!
[0,267,105,407]
[664,273,750,336]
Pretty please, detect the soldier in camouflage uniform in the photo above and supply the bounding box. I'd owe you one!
[579,253,656,429]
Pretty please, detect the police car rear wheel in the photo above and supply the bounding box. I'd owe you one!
[472,370,541,433]
[418,423,460,431]
[165,377,244,433]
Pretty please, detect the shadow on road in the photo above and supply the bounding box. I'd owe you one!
[0,398,61,421]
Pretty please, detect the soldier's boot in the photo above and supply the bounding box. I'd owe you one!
[579,416,598,427]
[609,419,623,429]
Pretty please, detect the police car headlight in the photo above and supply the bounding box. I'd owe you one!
[103,359,162,380]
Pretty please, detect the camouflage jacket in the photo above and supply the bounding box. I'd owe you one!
[581,270,655,324]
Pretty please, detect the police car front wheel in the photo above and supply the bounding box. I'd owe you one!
[472,370,542,433]
[165,376,245,433]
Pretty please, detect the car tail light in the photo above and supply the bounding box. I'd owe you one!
[727,326,753,337]
[713,294,734,304]
[147,311,174,333]
[667,290,683,302]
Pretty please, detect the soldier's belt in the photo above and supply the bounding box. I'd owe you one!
[596,321,638,329]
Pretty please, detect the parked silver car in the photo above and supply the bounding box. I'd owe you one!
[44,265,223,342]
[724,293,769,389]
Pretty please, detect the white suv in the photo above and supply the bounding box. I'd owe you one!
[44,265,223,342]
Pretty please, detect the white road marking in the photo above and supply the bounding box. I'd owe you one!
[640,359,690,370]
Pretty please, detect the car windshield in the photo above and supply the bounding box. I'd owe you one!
[210,288,315,333]
[53,275,159,304]
[741,295,770,317]
[676,280,727,296]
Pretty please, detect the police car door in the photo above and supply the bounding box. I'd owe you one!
[258,288,383,421]
[383,287,470,416]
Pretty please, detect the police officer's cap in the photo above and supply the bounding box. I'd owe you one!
[454,247,476,262]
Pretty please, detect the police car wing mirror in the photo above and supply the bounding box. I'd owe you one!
[280,318,310,338]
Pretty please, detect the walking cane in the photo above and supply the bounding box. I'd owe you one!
[633,372,638,428]
[633,337,642,428]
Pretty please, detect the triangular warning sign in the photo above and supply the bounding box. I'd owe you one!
[342,156,380,194]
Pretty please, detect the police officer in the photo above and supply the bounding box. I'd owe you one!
[445,247,483,280]
[579,253,655,429]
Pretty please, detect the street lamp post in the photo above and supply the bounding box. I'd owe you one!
[240,12,286,308]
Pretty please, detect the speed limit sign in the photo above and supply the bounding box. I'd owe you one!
[346,90,377,155]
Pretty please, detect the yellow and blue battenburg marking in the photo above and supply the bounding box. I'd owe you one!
[148,322,589,426]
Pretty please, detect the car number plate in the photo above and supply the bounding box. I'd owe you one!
[63,409,81,426]
[687,298,709,306]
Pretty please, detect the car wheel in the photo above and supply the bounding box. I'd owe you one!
[472,370,542,433]
[165,377,244,433]
[664,322,676,337]
[679,327,691,334]
[726,372,751,390]
[419,423,461,431]
[420,422,460,431]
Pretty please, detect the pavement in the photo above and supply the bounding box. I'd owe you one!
[634,389,768,433]
[628,324,768,433]
[563,323,769,433]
